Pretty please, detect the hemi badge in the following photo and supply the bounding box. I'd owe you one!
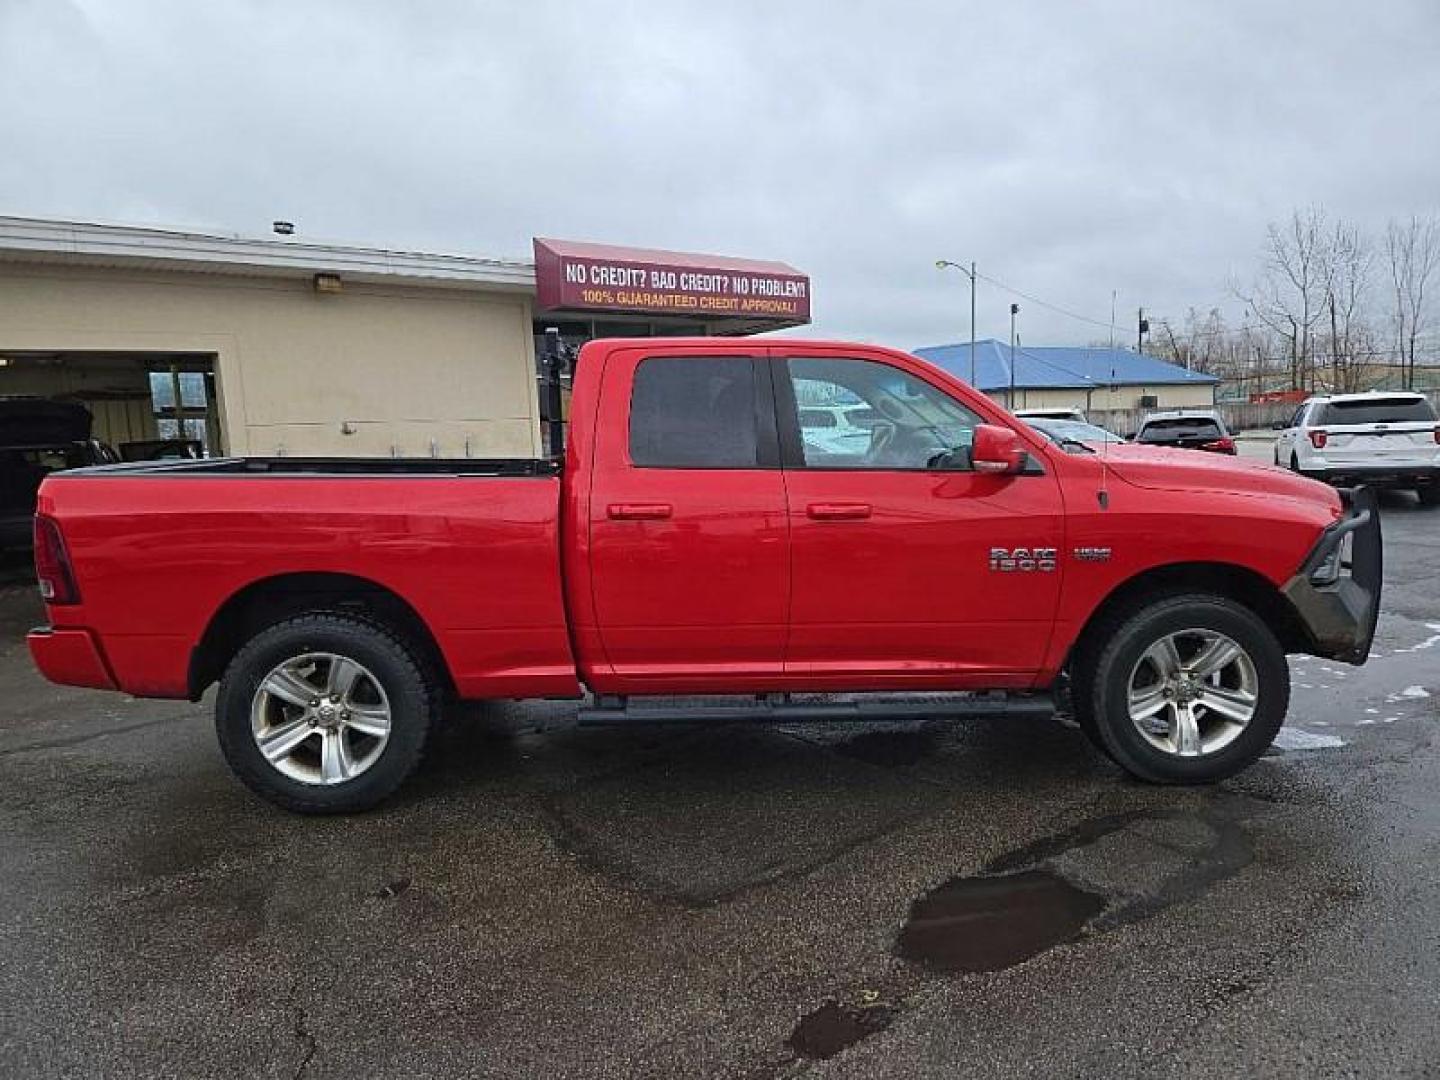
[1073,547,1112,562]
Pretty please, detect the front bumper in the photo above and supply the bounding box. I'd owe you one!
[1281,487,1383,665]
[27,627,118,690]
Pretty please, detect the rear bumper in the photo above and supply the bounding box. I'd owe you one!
[1301,465,1439,488]
[1281,487,1383,665]
[27,627,118,690]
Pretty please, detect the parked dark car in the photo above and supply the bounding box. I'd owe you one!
[119,438,204,462]
[1132,409,1237,454]
[1,398,118,549]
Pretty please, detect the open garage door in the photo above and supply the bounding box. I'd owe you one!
[0,351,221,458]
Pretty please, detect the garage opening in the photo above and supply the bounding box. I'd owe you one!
[0,351,222,459]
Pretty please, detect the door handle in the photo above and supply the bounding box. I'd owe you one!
[807,502,872,520]
[608,503,673,521]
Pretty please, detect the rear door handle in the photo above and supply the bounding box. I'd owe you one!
[608,503,673,521]
[807,502,872,520]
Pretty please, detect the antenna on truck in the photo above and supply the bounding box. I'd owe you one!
[542,327,569,460]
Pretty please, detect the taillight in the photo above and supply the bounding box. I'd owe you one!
[1203,437,1236,453]
[1433,427,1440,445]
[33,515,80,605]
[1309,430,1328,449]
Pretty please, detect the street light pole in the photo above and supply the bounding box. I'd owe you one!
[1009,303,1020,409]
[935,259,977,386]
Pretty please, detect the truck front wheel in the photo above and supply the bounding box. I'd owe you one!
[1081,595,1289,783]
[215,613,437,813]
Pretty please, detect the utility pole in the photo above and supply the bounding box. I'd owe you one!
[1009,303,1020,409]
[935,259,978,386]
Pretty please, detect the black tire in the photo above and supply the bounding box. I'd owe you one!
[216,613,437,813]
[1079,594,1289,784]
[1289,452,1301,473]
[1417,485,1440,508]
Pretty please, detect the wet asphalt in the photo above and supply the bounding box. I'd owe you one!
[2,468,1439,1077]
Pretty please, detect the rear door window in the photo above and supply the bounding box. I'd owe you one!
[629,356,760,468]
[1319,398,1437,426]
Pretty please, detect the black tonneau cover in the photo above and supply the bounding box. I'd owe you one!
[51,456,559,479]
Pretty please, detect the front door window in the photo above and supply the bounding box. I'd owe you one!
[787,357,982,470]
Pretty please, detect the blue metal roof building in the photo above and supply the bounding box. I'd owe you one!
[913,339,1218,394]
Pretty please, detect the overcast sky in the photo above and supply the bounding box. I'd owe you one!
[2,0,1437,348]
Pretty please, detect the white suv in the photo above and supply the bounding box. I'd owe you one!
[1274,391,1440,505]
[1015,407,1086,423]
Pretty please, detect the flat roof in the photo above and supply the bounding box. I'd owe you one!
[915,339,1219,390]
[0,215,536,291]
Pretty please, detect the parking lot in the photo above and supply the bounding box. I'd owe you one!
[2,482,1438,1078]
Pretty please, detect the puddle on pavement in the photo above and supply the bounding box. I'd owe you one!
[835,728,936,767]
[895,867,1107,975]
[788,999,895,1059]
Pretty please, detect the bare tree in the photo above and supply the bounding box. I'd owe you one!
[1236,208,1331,391]
[1385,215,1440,390]
[1318,220,1375,394]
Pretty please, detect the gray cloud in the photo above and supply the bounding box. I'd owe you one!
[2,0,1437,348]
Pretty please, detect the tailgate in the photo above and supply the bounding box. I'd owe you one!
[1322,422,1436,466]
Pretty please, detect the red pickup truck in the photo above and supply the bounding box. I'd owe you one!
[28,338,1381,812]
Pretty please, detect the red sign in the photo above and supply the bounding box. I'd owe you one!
[534,237,810,324]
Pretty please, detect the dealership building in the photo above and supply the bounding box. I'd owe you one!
[0,217,810,458]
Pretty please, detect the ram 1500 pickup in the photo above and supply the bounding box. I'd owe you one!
[28,338,1382,812]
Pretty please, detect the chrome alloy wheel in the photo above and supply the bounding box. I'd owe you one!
[250,652,392,785]
[1126,629,1259,758]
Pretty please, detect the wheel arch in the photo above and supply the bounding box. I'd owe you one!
[1067,561,1311,673]
[188,572,453,700]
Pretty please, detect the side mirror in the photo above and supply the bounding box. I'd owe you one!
[1271,420,1287,430]
[972,424,1026,475]
[1123,432,1136,441]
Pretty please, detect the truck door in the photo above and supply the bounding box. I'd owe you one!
[586,349,789,687]
[773,352,1064,686]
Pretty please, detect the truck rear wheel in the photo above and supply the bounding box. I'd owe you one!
[1081,594,1289,784]
[215,613,436,813]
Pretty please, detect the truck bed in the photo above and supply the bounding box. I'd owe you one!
[36,457,578,700]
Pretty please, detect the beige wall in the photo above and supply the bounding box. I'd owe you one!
[0,263,541,457]
[990,382,1216,412]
